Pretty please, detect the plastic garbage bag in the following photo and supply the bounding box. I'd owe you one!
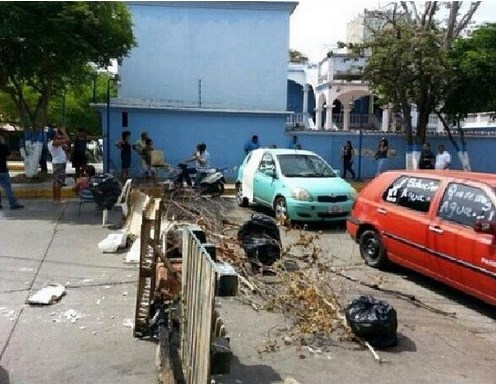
[90,173,122,210]
[237,214,281,266]
[345,295,398,349]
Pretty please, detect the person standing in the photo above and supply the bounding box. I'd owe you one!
[288,135,301,149]
[133,131,149,158]
[0,135,24,210]
[418,143,435,169]
[39,126,49,174]
[375,137,389,175]
[115,131,132,180]
[244,135,260,155]
[48,128,71,203]
[435,144,451,170]
[71,128,88,178]
[341,140,356,179]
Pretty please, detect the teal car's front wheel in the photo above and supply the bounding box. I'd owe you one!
[274,196,290,225]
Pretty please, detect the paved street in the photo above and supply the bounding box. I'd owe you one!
[0,200,156,384]
[215,201,496,384]
[1,197,495,384]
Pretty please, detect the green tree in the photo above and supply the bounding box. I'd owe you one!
[46,72,118,136]
[443,23,496,118]
[359,2,480,149]
[0,72,117,136]
[0,2,135,131]
[289,49,309,64]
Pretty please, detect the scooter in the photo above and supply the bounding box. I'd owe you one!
[174,163,226,197]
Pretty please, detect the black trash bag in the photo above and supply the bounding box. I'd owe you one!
[345,295,398,349]
[89,173,122,210]
[237,214,281,266]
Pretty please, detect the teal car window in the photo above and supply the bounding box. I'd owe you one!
[277,154,336,178]
[259,153,276,174]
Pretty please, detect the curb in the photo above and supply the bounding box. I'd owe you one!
[12,182,366,199]
[13,186,77,199]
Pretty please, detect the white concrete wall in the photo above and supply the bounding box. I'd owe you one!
[119,2,296,111]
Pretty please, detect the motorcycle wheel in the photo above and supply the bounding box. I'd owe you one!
[209,182,224,197]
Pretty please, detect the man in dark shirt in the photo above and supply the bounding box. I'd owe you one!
[0,135,24,209]
[418,143,435,169]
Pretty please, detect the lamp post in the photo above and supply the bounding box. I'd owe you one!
[105,74,120,173]
[92,73,97,103]
[357,116,363,181]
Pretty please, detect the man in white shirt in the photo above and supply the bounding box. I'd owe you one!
[47,128,71,203]
[435,144,451,170]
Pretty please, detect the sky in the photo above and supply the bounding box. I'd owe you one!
[289,0,496,63]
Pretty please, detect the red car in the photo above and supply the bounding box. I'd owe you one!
[347,170,496,306]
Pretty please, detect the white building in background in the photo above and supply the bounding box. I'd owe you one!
[346,9,388,44]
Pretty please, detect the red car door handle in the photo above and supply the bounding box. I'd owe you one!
[377,208,387,214]
[429,225,444,234]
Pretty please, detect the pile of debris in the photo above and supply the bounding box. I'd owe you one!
[105,189,397,361]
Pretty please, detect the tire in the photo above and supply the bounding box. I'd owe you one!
[236,183,249,207]
[359,229,388,268]
[210,182,224,197]
[274,196,290,226]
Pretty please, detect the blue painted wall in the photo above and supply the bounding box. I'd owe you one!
[104,105,496,181]
[293,131,496,178]
[104,107,288,179]
[119,2,295,111]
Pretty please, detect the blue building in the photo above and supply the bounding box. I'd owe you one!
[96,1,298,176]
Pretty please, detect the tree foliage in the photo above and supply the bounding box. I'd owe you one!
[443,23,496,118]
[359,1,480,145]
[0,72,117,136]
[289,49,309,64]
[0,2,135,131]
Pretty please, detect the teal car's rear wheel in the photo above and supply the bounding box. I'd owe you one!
[274,196,290,225]
[236,183,249,207]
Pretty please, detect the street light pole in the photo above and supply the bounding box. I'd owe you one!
[105,74,120,174]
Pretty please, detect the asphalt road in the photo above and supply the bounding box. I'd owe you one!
[0,197,495,384]
[214,199,496,384]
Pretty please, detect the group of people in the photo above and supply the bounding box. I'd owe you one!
[340,138,452,179]
[0,126,90,208]
[243,134,302,155]
[115,130,159,183]
[115,130,212,188]
[0,126,459,210]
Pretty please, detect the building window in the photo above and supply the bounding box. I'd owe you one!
[122,111,128,128]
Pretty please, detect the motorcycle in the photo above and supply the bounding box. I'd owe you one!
[174,163,226,197]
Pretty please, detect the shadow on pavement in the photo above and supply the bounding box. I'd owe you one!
[0,365,10,384]
[213,356,282,384]
[0,198,124,227]
[385,264,496,319]
[390,332,417,353]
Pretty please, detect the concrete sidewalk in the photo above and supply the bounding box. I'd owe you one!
[0,199,156,384]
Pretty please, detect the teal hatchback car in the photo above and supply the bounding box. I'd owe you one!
[236,148,357,223]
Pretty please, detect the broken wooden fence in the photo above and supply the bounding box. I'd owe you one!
[181,226,237,384]
[133,198,237,383]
